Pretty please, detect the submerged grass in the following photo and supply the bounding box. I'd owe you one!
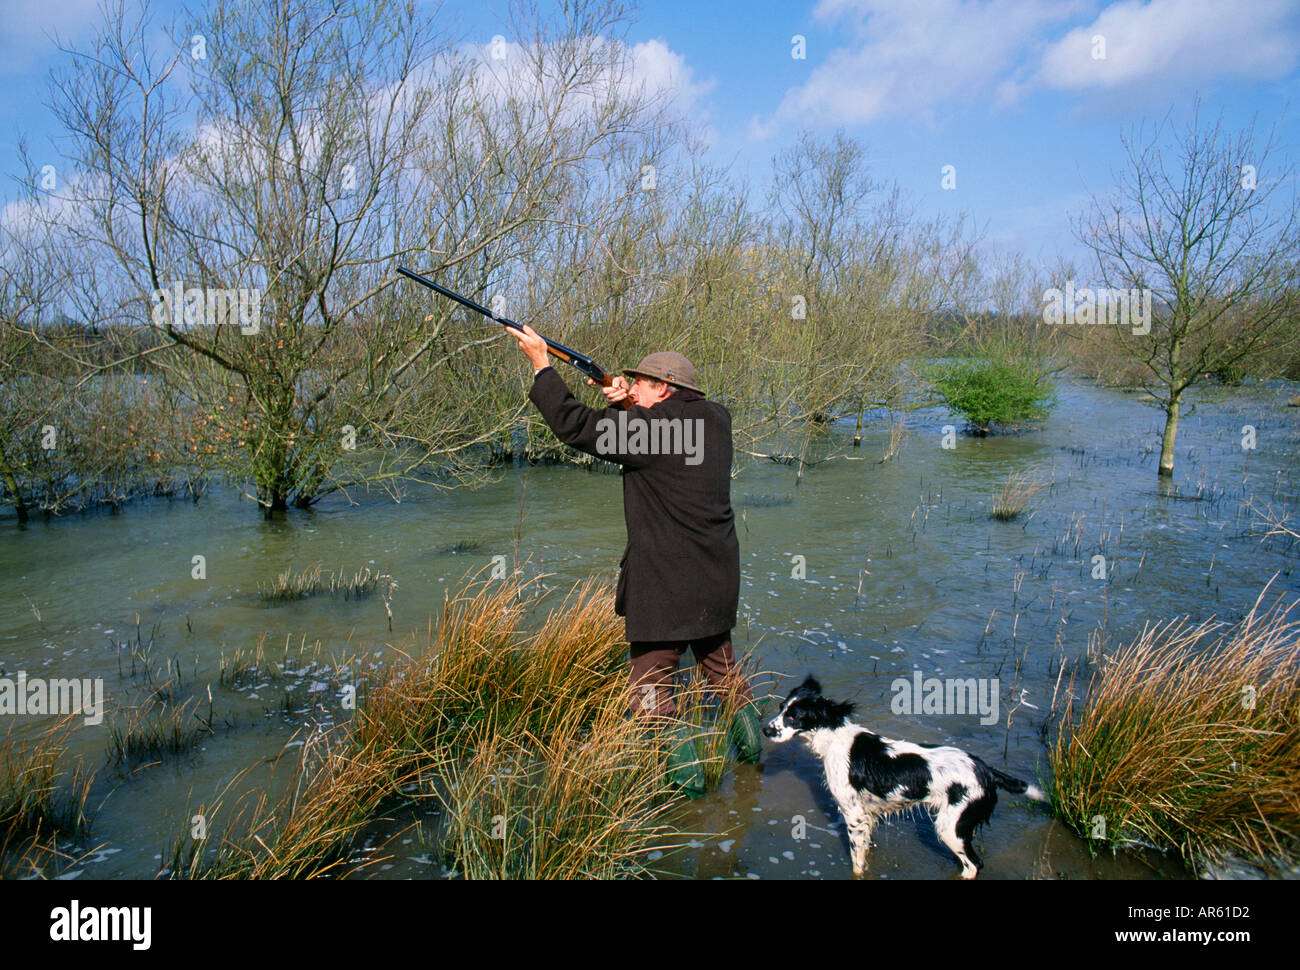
[992,470,1046,520]
[257,563,382,602]
[108,694,214,767]
[217,633,372,697]
[879,415,906,463]
[168,573,740,879]
[1050,586,1300,873]
[0,719,95,877]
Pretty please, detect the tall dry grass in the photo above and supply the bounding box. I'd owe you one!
[879,415,906,463]
[437,702,683,879]
[992,470,1046,520]
[1051,587,1300,872]
[168,573,744,879]
[0,718,95,877]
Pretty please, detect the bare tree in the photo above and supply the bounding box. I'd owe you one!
[766,130,950,451]
[1075,103,1300,478]
[40,0,665,515]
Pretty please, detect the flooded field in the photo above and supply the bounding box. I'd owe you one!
[2,375,1297,879]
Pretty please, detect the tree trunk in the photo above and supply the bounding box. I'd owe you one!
[1158,393,1181,477]
[0,439,28,524]
[259,489,289,518]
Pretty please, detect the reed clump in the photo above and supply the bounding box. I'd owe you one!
[168,574,739,879]
[108,693,215,767]
[437,701,683,879]
[257,563,381,602]
[1050,588,1300,873]
[992,470,1046,520]
[879,415,906,463]
[218,633,370,697]
[219,638,283,689]
[0,719,95,876]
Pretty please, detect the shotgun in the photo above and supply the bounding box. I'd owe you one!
[396,266,626,402]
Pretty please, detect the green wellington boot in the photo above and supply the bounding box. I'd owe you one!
[666,723,707,798]
[729,701,763,764]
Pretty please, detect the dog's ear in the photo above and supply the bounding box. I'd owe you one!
[799,674,822,695]
[827,699,855,724]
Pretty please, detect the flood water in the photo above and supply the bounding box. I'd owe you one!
[3,375,1297,879]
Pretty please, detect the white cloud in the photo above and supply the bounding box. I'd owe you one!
[461,33,713,153]
[754,0,1300,136]
[468,34,710,125]
[625,38,714,116]
[1026,0,1298,95]
[753,0,1082,136]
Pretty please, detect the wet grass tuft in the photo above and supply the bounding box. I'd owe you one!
[0,719,95,876]
[1050,585,1300,873]
[108,694,214,767]
[992,470,1046,520]
[217,633,371,699]
[165,574,744,879]
[258,563,382,602]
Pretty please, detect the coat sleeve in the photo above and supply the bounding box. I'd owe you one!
[527,366,650,468]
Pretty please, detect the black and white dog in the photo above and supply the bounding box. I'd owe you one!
[763,676,1047,879]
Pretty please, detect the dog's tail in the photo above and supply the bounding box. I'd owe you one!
[988,765,1048,802]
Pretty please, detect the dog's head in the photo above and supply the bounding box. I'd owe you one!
[762,675,855,742]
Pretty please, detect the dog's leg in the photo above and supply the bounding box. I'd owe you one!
[843,802,875,877]
[937,805,980,880]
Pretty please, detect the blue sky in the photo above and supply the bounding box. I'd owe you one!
[2,0,1298,267]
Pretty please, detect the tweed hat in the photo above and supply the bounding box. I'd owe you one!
[623,351,702,393]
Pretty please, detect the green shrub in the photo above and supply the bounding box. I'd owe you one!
[927,352,1056,434]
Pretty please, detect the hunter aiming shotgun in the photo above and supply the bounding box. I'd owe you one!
[396,266,628,406]
[405,264,760,793]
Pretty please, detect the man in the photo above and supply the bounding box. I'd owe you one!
[505,323,762,796]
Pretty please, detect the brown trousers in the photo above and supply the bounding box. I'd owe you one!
[628,630,753,718]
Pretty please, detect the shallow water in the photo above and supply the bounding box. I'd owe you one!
[2,375,1296,879]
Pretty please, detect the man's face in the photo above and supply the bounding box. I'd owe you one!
[628,376,672,409]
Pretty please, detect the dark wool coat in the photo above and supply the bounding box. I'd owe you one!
[529,366,739,642]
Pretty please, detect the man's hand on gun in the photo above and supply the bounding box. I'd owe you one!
[505,322,550,370]
[592,375,629,405]
[506,322,628,406]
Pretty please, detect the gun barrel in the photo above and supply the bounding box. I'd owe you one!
[396,266,610,385]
